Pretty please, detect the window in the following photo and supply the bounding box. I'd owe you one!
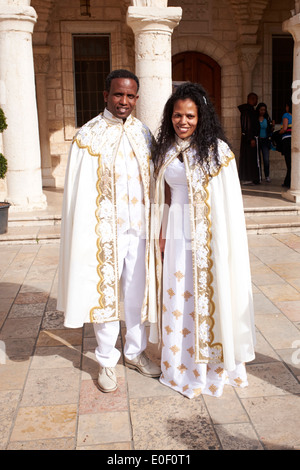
[73,34,111,127]
[272,36,293,124]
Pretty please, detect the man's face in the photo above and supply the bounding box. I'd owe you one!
[103,78,139,120]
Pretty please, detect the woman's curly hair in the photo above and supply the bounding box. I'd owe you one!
[153,82,229,173]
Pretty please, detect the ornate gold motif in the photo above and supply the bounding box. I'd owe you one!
[155,139,234,364]
[172,309,182,319]
[165,325,173,335]
[181,328,191,337]
[182,290,193,301]
[177,364,187,374]
[167,288,175,298]
[170,345,180,355]
[174,271,184,282]
[74,112,152,324]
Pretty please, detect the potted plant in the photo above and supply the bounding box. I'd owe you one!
[0,107,10,234]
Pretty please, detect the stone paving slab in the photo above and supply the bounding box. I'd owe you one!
[0,233,299,451]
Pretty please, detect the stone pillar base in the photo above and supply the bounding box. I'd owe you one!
[281,189,300,204]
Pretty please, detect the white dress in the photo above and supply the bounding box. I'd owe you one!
[159,157,249,398]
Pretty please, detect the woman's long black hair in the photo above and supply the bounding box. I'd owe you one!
[153,82,229,173]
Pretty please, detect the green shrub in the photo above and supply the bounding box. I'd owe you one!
[0,108,7,133]
[0,153,7,179]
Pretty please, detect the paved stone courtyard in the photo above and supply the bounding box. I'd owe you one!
[0,229,299,450]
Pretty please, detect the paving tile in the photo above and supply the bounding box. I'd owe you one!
[0,317,42,339]
[251,329,280,364]
[77,411,131,447]
[250,263,285,286]
[31,346,82,370]
[129,395,220,450]
[255,313,300,349]
[7,438,75,450]
[236,362,300,398]
[9,303,46,318]
[127,368,174,399]
[10,404,77,442]
[79,378,128,414]
[276,348,300,378]
[214,423,263,450]
[36,328,83,348]
[0,390,21,449]
[76,442,132,450]
[253,292,280,315]
[2,338,36,360]
[276,300,300,322]
[203,386,249,424]
[0,359,30,391]
[14,291,49,304]
[241,395,300,449]
[259,283,300,303]
[20,367,81,406]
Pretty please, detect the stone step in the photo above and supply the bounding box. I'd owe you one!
[0,206,300,244]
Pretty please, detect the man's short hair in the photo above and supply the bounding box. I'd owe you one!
[105,69,139,92]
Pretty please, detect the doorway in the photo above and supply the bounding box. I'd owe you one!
[172,51,221,116]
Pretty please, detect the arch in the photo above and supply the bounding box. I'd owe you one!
[172,51,221,116]
[172,36,241,147]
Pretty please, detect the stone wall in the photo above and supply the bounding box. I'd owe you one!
[31,0,295,187]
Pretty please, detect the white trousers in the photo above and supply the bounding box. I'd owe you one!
[93,231,147,367]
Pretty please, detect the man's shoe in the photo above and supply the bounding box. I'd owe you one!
[125,352,161,377]
[97,367,118,393]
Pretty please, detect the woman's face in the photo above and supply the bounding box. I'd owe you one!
[259,106,266,116]
[171,99,198,139]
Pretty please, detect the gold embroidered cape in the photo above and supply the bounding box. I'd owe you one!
[57,111,153,328]
[150,139,256,371]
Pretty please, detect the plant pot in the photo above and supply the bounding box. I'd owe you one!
[0,202,10,234]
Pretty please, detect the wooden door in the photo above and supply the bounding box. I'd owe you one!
[172,51,221,117]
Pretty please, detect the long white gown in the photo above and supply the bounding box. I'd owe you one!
[159,157,249,398]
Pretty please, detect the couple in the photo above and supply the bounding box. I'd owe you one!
[57,69,255,399]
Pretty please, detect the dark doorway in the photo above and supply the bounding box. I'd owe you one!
[272,35,293,124]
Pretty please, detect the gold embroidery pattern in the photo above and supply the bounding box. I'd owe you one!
[73,113,152,324]
[155,140,234,364]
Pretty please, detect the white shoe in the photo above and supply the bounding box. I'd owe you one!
[97,367,118,393]
[125,352,161,377]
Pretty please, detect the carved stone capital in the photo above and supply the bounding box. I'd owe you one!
[33,46,51,75]
[237,44,261,73]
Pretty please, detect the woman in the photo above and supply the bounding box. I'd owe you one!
[152,83,255,398]
[279,101,292,188]
[256,102,273,182]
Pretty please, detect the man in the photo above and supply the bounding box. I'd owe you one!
[238,92,261,185]
[57,69,160,392]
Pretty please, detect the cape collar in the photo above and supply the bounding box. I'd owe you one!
[103,108,134,128]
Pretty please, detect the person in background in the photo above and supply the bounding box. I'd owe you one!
[238,92,261,185]
[279,100,292,189]
[256,102,273,183]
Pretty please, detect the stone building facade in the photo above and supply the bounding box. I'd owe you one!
[0,0,300,210]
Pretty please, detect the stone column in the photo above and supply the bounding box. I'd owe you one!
[127,5,182,135]
[237,45,261,102]
[0,4,47,211]
[34,46,55,188]
[282,13,300,203]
